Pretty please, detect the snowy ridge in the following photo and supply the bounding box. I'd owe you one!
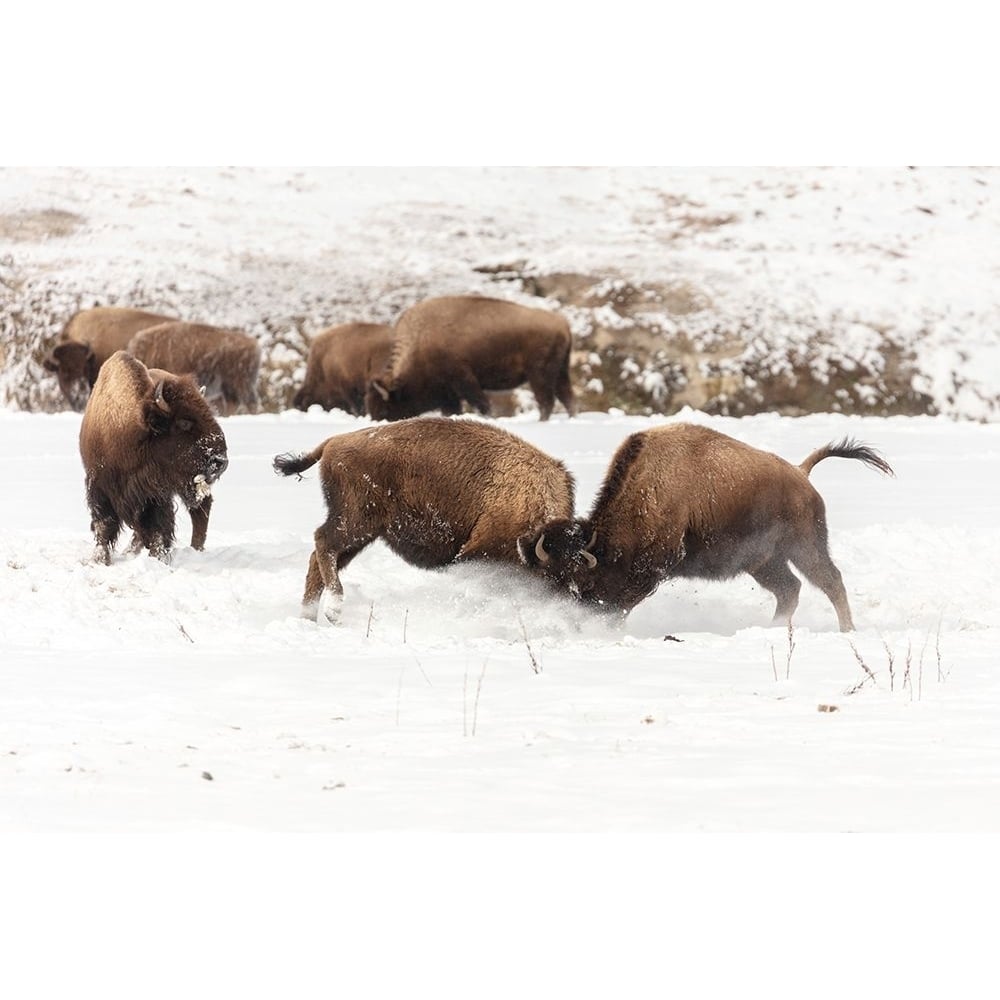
[2,166,999,418]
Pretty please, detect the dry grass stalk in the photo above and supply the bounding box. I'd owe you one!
[516,609,542,674]
[845,640,878,695]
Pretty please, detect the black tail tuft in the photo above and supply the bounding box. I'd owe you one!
[801,437,894,477]
[273,452,314,478]
[826,437,895,477]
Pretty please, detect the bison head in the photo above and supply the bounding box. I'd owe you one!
[44,341,98,411]
[519,520,652,614]
[142,375,229,507]
[518,519,601,599]
[365,377,399,420]
[365,377,434,421]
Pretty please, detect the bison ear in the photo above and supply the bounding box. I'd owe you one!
[371,378,390,402]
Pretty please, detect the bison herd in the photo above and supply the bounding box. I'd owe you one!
[46,300,895,633]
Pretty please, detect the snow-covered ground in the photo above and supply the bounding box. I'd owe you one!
[2,406,998,831]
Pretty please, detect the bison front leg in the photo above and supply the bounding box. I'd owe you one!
[188,495,213,551]
[452,369,491,416]
[86,488,122,565]
[135,500,176,563]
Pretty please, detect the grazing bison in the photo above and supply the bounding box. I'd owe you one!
[273,416,575,622]
[365,296,577,422]
[519,423,894,632]
[79,351,229,563]
[292,322,393,415]
[43,306,176,410]
[127,321,261,415]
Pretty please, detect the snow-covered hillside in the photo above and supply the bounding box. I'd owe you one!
[2,166,999,418]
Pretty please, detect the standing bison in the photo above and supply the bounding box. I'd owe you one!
[365,296,577,422]
[292,322,393,415]
[43,306,175,410]
[273,417,575,622]
[127,321,261,415]
[519,423,894,632]
[79,351,229,563]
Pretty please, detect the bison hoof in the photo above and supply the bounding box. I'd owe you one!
[317,592,343,626]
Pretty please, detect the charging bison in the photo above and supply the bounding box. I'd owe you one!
[292,322,393,415]
[365,296,577,422]
[43,306,176,410]
[519,423,894,631]
[127,321,261,415]
[273,417,575,622]
[79,351,229,563]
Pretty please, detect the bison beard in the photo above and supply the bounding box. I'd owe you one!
[79,352,229,563]
[520,423,894,632]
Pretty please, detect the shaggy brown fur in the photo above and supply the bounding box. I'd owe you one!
[127,321,261,415]
[520,423,894,631]
[292,322,393,415]
[365,296,577,422]
[79,351,229,563]
[43,306,176,410]
[273,416,575,622]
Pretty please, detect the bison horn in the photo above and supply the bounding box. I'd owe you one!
[581,530,598,569]
[534,533,550,565]
[153,380,171,414]
[372,380,390,402]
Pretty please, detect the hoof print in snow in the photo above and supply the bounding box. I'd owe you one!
[201,770,214,781]
[817,704,840,713]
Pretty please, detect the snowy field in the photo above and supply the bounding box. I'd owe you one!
[2,405,998,832]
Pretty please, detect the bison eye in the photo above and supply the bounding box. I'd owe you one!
[177,418,193,432]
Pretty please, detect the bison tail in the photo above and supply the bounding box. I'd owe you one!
[273,449,321,478]
[799,437,895,478]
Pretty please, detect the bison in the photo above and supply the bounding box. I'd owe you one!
[364,296,577,422]
[292,322,393,415]
[127,321,261,415]
[79,351,229,564]
[519,423,894,632]
[43,306,176,410]
[273,416,575,622]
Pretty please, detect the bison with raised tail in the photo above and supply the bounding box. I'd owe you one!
[79,351,229,563]
[43,306,176,410]
[365,296,577,422]
[273,417,575,622]
[519,423,894,632]
[127,321,261,415]
[292,322,393,415]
